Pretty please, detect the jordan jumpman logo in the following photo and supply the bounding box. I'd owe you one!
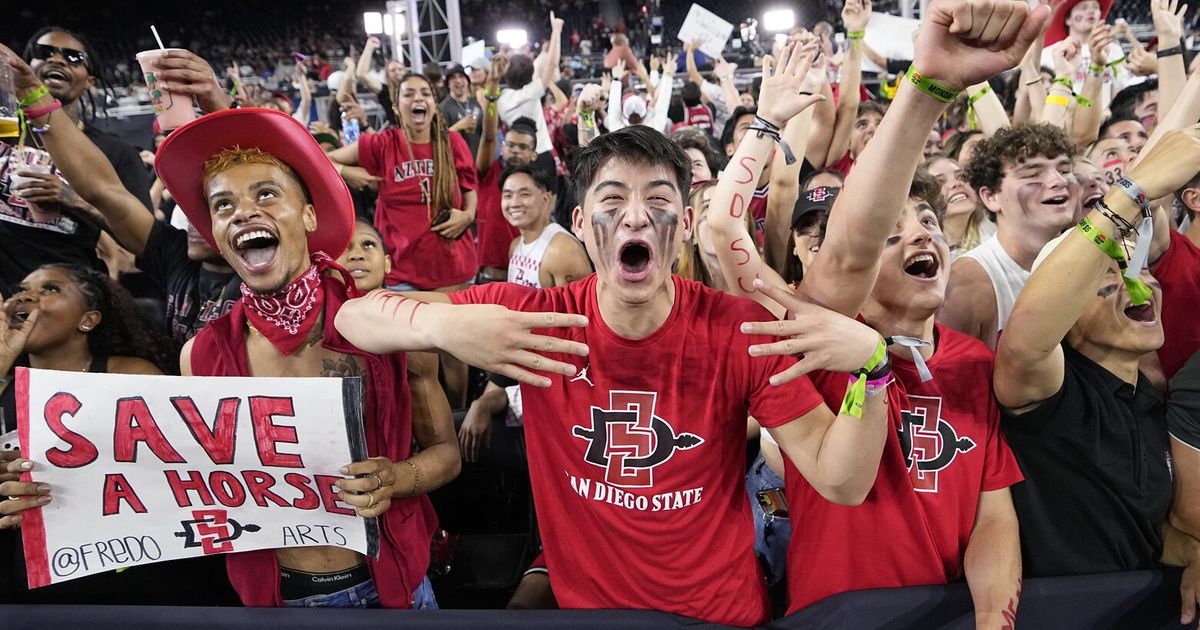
[571,364,594,387]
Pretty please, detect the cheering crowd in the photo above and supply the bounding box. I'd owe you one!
[1,0,1200,625]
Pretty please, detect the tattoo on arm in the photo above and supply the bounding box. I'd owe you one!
[1000,578,1022,630]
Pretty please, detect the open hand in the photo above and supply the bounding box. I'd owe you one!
[611,59,627,81]
[1151,0,1188,44]
[756,40,827,127]
[912,0,1051,91]
[662,52,678,75]
[458,408,492,463]
[435,305,589,387]
[738,280,882,386]
[337,457,397,517]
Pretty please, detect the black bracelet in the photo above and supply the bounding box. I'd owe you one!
[1157,46,1184,58]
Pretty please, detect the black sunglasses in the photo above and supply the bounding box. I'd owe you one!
[33,44,89,67]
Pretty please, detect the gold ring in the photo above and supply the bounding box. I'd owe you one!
[365,490,378,509]
[369,473,384,491]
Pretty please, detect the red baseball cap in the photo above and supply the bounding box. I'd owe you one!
[155,108,354,258]
[1044,0,1113,46]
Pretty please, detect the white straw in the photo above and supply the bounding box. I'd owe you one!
[151,25,165,50]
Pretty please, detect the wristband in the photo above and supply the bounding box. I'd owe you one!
[335,163,346,175]
[966,85,990,130]
[579,110,596,130]
[1077,216,1153,305]
[1107,56,1126,68]
[1113,176,1149,210]
[1112,177,1153,277]
[887,335,933,382]
[22,99,62,120]
[1052,76,1074,89]
[904,67,960,103]
[839,336,888,420]
[1045,94,1071,107]
[18,85,49,108]
[1156,46,1183,58]
[846,30,865,40]
[748,116,796,165]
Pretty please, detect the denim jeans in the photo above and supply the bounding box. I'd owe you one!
[282,578,381,608]
[282,576,439,609]
[746,453,792,586]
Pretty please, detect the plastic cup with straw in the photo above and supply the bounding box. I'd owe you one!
[136,25,196,130]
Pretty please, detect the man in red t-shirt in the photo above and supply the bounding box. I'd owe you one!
[338,116,893,624]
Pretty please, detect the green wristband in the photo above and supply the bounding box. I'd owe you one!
[18,85,49,108]
[847,30,865,40]
[839,336,888,420]
[904,67,960,103]
[1077,217,1153,305]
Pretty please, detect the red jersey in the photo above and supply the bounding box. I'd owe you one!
[683,104,714,136]
[359,129,478,288]
[450,274,824,626]
[474,160,521,269]
[1154,229,1200,380]
[785,323,1023,612]
[749,183,768,247]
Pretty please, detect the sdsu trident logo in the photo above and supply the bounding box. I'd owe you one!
[572,391,703,488]
[175,509,261,554]
[898,396,976,493]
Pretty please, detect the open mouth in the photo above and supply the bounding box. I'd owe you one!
[617,240,653,282]
[947,192,969,205]
[411,104,429,124]
[5,305,32,330]
[41,67,71,88]
[1083,194,1104,211]
[1042,194,1070,207]
[1122,300,1156,324]
[232,228,280,273]
[903,252,940,280]
[347,266,372,278]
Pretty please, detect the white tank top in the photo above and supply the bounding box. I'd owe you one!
[508,223,569,289]
[961,236,1030,333]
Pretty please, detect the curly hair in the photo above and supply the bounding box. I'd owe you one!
[963,123,1074,194]
[42,264,176,374]
[201,147,312,203]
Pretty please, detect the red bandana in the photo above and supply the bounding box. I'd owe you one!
[240,253,360,356]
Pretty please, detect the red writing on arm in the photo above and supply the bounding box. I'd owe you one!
[1000,577,1022,630]
[730,193,745,219]
[731,238,752,266]
[736,274,760,294]
[735,156,758,184]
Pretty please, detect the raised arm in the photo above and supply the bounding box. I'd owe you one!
[292,66,313,127]
[335,289,589,387]
[1039,41,1082,128]
[765,57,825,272]
[706,42,824,315]
[965,80,1010,135]
[1070,26,1111,148]
[476,54,508,175]
[356,37,385,94]
[825,0,870,164]
[1151,0,1189,118]
[802,0,1050,317]
[647,52,676,132]
[575,83,605,147]
[2,47,154,254]
[606,62,625,132]
[995,127,1200,410]
[685,41,704,86]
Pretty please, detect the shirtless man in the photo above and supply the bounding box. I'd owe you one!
[0,46,587,608]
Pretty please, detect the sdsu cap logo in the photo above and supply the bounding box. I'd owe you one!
[572,391,703,488]
[898,396,976,493]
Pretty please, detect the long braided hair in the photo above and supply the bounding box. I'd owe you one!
[41,264,176,374]
[392,72,459,220]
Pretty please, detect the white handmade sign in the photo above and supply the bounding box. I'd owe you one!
[863,12,921,73]
[15,368,375,588]
[677,4,734,58]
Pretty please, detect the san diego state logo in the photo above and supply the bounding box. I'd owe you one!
[897,396,976,493]
[572,391,703,488]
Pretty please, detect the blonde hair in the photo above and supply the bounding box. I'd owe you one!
[201,147,309,201]
[675,182,756,288]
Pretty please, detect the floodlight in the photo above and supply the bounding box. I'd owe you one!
[763,9,795,32]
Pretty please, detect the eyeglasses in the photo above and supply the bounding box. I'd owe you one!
[33,44,89,67]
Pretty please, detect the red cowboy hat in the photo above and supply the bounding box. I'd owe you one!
[1044,0,1114,46]
[155,108,354,258]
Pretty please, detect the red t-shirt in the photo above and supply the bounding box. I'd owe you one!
[359,129,479,288]
[474,160,521,270]
[785,323,1024,612]
[749,183,769,247]
[450,274,824,626]
[1154,229,1200,380]
[829,152,855,177]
